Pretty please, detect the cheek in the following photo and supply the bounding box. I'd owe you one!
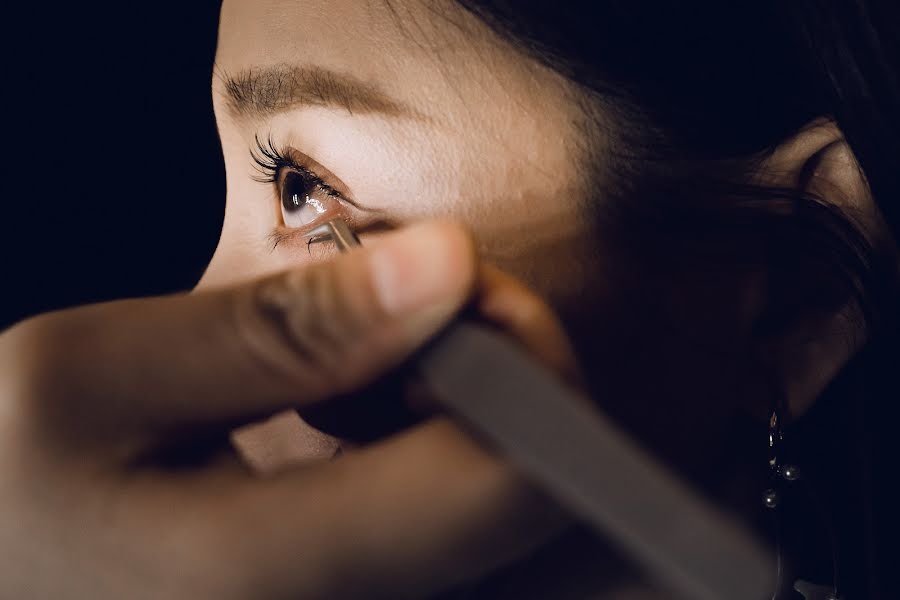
[442,152,598,315]
[404,105,593,309]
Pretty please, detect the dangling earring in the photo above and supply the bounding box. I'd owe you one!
[764,402,841,600]
[763,404,790,599]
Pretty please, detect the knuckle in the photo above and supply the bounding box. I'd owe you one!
[501,288,554,335]
[0,313,92,441]
[1,315,70,406]
[249,271,327,368]
[237,264,379,395]
[514,292,552,327]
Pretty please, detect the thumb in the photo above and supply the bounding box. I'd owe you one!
[3,222,476,436]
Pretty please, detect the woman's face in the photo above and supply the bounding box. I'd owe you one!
[199,0,600,319]
[201,0,858,481]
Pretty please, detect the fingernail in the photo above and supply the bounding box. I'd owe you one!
[368,224,472,321]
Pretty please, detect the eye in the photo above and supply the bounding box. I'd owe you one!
[277,168,342,229]
[250,135,363,245]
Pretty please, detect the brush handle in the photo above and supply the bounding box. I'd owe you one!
[419,321,773,600]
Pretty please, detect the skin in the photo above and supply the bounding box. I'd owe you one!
[200,4,885,594]
[0,3,606,597]
[203,0,597,305]
[0,0,887,598]
[204,0,603,467]
[0,223,579,598]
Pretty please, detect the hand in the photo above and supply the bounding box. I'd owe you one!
[0,222,580,599]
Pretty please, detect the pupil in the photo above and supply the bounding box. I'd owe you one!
[281,171,311,212]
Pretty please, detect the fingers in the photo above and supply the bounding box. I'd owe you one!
[293,263,585,443]
[1,222,477,437]
[201,418,567,599]
[476,265,583,386]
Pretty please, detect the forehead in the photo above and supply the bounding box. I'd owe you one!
[218,0,463,54]
[219,1,476,109]
[216,0,572,130]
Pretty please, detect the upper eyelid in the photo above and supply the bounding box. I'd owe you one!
[250,133,315,184]
[249,134,359,205]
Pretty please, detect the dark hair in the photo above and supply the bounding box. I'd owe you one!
[458,0,899,597]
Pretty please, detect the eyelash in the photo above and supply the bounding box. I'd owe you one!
[250,134,343,200]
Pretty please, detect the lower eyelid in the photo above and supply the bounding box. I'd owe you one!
[268,217,395,253]
[270,211,355,248]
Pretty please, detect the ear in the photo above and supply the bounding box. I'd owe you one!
[756,119,879,418]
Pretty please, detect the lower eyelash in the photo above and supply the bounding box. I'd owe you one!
[266,226,338,253]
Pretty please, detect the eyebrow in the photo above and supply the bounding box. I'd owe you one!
[220,64,412,120]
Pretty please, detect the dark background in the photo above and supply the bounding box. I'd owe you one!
[2,3,224,328]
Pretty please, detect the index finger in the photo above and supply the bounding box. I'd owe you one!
[0,223,476,438]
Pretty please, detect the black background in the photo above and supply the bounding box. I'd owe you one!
[2,3,224,328]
